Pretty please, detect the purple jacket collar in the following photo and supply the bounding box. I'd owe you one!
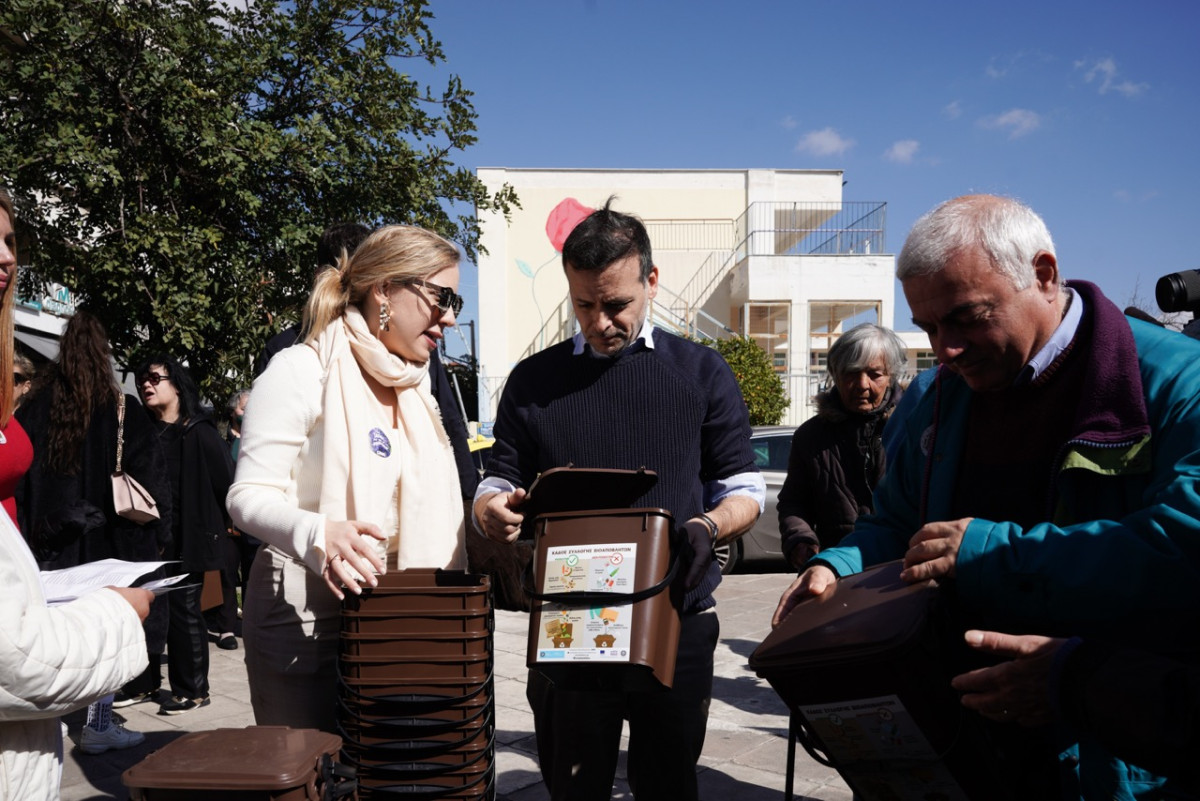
[1066,280,1150,446]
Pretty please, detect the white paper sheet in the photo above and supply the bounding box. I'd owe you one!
[40,558,185,603]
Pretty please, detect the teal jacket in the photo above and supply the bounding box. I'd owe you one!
[815,282,1200,799]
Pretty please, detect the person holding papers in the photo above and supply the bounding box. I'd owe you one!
[0,188,153,800]
[15,310,171,752]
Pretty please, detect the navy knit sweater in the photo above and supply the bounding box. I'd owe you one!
[487,330,758,611]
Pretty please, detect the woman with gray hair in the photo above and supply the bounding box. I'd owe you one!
[776,322,907,569]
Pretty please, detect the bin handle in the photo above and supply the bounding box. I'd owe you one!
[335,672,492,711]
[340,733,494,779]
[335,711,492,758]
[789,711,835,768]
[319,753,358,801]
[335,699,493,738]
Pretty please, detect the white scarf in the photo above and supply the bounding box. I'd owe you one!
[308,306,465,570]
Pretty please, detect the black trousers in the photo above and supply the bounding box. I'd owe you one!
[167,573,210,699]
[207,536,241,634]
[526,609,719,801]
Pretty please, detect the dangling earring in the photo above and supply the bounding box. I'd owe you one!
[379,300,391,332]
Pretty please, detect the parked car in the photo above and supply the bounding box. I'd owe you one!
[714,425,795,574]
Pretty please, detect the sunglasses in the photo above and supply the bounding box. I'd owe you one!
[402,278,464,317]
[138,371,170,386]
[13,372,28,385]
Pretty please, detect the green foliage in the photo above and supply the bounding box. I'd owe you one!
[0,0,517,401]
[712,336,788,426]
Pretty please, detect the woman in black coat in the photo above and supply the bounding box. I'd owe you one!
[135,353,234,716]
[776,323,908,569]
[15,310,171,753]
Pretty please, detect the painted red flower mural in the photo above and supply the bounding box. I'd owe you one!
[545,198,594,253]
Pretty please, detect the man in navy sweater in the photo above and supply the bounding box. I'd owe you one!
[474,200,764,801]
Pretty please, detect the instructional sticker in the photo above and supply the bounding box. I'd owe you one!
[797,695,968,800]
[534,543,638,663]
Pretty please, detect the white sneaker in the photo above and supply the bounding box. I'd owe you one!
[79,723,145,754]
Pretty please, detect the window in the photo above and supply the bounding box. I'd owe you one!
[751,434,793,471]
[742,303,790,373]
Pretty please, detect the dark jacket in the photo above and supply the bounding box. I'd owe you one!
[173,416,235,572]
[775,389,892,567]
[15,392,172,568]
[1056,640,1200,794]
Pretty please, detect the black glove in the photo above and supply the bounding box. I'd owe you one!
[681,518,716,590]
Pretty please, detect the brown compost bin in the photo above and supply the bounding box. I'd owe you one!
[122,726,352,801]
[750,560,1017,801]
[523,467,682,692]
[339,570,495,800]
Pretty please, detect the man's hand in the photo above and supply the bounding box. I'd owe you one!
[950,630,1066,727]
[680,519,715,590]
[771,564,837,628]
[901,518,973,582]
[475,488,528,543]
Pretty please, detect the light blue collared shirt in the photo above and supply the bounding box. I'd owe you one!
[473,319,765,533]
[1015,286,1083,386]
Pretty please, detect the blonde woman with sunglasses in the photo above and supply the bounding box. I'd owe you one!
[227,224,467,733]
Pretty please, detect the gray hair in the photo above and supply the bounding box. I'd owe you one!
[827,323,907,388]
[225,388,251,417]
[897,195,1056,291]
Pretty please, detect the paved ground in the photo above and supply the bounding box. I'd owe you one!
[61,571,851,801]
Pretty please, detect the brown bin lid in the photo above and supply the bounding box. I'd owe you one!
[750,561,940,672]
[526,466,658,517]
[122,726,341,790]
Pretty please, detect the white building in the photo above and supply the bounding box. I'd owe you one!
[475,168,930,426]
[14,286,72,362]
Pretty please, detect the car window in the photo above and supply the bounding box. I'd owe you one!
[751,434,792,471]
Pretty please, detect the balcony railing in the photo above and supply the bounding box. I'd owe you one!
[736,201,887,259]
[644,219,737,251]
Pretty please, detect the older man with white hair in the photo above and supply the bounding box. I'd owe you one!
[774,194,1200,799]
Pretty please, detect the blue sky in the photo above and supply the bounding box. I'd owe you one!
[429,0,1200,359]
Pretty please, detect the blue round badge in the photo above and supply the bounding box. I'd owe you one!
[369,428,392,458]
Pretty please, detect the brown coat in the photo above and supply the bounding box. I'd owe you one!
[775,390,891,567]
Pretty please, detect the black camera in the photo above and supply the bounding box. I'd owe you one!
[1156,269,1200,314]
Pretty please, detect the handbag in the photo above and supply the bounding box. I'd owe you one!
[112,394,161,523]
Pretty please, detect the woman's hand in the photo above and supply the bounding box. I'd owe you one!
[322,520,388,600]
[109,587,154,622]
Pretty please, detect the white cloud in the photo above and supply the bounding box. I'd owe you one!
[1078,57,1148,97]
[985,52,1029,79]
[1113,188,1160,203]
[1113,80,1149,98]
[884,140,920,164]
[795,127,854,157]
[780,115,798,130]
[978,108,1041,139]
[943,101,962,120]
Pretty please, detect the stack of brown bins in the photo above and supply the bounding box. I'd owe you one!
[339,568,495,800]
